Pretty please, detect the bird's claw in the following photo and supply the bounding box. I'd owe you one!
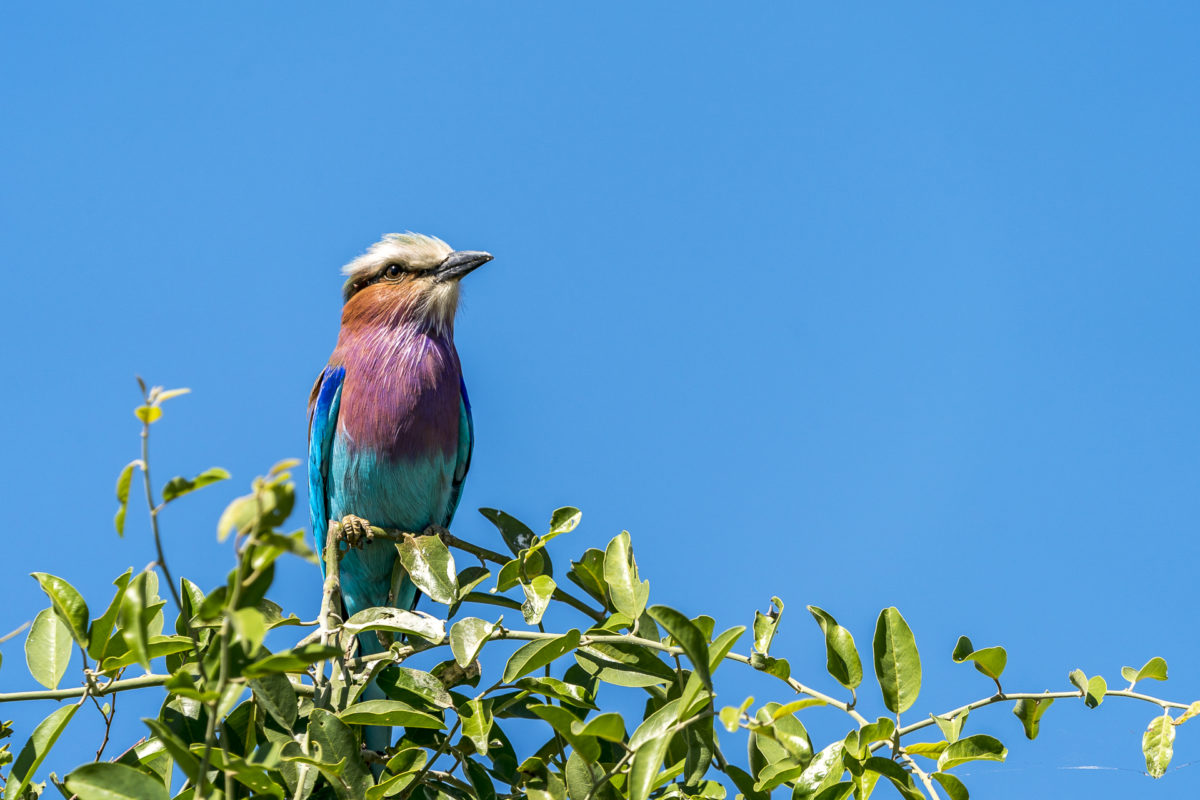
[423,524,450,541]
[339,515,374,549]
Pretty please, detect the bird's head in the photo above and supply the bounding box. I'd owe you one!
[340,233,493,331]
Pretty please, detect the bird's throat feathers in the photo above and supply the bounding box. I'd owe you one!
[341,280,461,337]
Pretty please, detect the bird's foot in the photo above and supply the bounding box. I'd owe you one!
[338,515,374,549]
[423,524,450,541]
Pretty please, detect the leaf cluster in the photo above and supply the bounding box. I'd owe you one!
[0,385,1196,800]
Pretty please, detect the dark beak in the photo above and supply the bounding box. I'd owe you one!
[433,250,493,283]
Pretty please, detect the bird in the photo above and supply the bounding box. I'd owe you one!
[308,232,491,755]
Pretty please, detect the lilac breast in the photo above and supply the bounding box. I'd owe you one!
[333,327,463,463]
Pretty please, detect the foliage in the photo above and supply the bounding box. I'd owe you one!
[0,385,1196,800]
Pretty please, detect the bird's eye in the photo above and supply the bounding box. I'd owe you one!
[385,263,405,279]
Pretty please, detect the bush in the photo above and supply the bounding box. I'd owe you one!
[0,385,1194,800]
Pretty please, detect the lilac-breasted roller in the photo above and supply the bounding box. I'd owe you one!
[308,233,491,747]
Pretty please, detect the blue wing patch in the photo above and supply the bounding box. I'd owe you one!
[445,376,474,524]
[308,365,346,575]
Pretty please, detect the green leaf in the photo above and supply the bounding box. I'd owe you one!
[1012,696,1054,740]
[455,565,492,599]
[450,617,497,668]
[464,758,498,800]
[31,573,89,649]
[529,705,600,763]
[376,667,454,709]
[515,674,597,710]
[217,494,257,542]
[460,698,495,755]
[522,575,557,625]
[753,702,814,764]
[196,748,285,798]
[575,641,676,687]
[64,762,169,800]
[307,709,373,800]
[25,608,71,690]
[118,571,156,671]
[627,721,676,800]
[1143,713,1175,778]
[99,635,192,673]
[230,607,267,656]
[503,630,581,682]
[87,569,133,661]
[649,604,713,690]
[140,718,201,782]
[135,405,163,425]
[903,741,948,759]
[243,643,341,677]
[567,548,609,606]
[565,751,605,800]
[603,531,649,620]
[1174,701,1200,727]
[937,735,1007,771]
[152,387,191,405]
[862,757,923,800]
[872,607,921,713]
[216,477,294,543]
[932,710,967,743]
[754,596,784,655]
[806,605,862,690]
[1068,669,1107,708]
[161,467,230,503]
[951,636,1007,683]
[1122,656,1169,687]
[340,699,444,728]
[811,783,854,800]
[113,460,141,536]
[364,749,426,800]
[396,534,458,605]
[479,508,537,554]
[344,606,444,644]
[250,672,298,729]
[549,507,582,534]
[5,704,78,800]
[792,741,845,800]
[932,772,969,800]
[577,712,625,741]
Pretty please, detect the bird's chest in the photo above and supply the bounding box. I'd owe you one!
[328,334,462,528]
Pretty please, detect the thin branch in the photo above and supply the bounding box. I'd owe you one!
[0,621,31,645]
[883,688,1193,746]
[0,673,171,703]
[90,690,116,761]
[898,751,941,800]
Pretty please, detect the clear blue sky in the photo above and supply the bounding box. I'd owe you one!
[3,3,1199,797]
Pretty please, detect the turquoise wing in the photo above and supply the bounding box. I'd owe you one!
[308,365,346,575]
[445,376,474,525]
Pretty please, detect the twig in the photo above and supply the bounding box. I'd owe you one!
[898,751,941,800]
[90,691,116,761]
[878,689,1193,748]
[0,673,171,703]
[0,621,31,645]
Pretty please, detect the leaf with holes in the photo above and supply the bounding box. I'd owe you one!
[396,534,458,604]
[1143,713,1175,778]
